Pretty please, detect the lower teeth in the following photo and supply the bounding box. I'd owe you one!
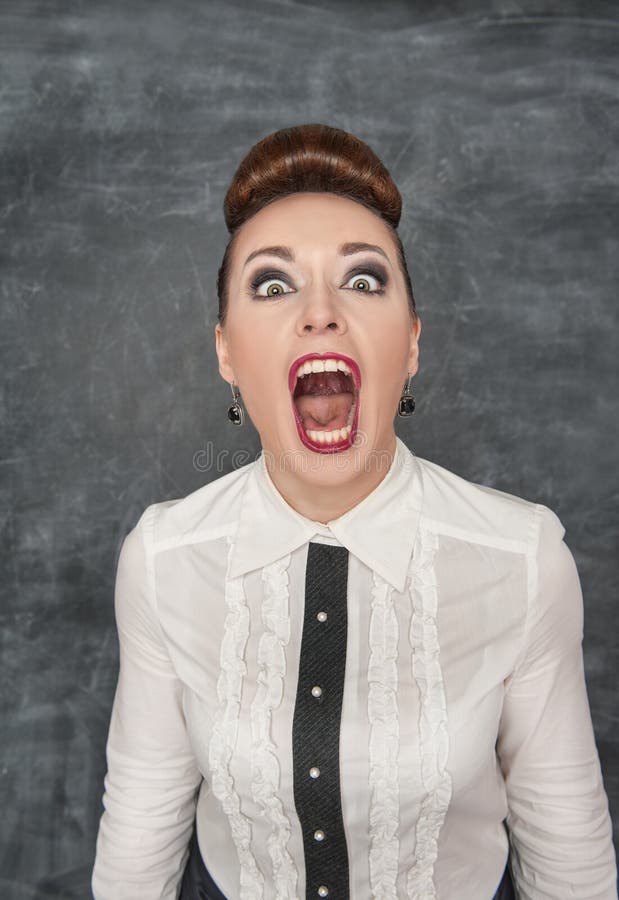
[306,424,352,445]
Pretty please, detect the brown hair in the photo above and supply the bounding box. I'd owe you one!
[217,123,416,323]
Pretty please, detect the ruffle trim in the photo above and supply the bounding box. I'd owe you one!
[407,527,452,900]
[250,555,299,898]
[208,535,264,900]
[368,570,400,899]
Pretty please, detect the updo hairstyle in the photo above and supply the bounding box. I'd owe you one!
[216,123,416,324]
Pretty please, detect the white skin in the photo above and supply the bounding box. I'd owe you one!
[215,192,421,524]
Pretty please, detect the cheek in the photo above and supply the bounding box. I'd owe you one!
[226,312,269,374]
[226,322,286,416]
[363,309,412,383]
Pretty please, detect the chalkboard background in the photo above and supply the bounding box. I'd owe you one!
[1,0,617,896]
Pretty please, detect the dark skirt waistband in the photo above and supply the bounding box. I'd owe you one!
[179,831,227,900]
[179,829,515,900]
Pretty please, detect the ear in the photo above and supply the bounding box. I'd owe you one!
[215,323,236,384]
[407,315,422,376]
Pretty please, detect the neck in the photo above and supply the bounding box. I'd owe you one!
[264,434,397,524]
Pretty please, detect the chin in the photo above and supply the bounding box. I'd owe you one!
[265,423,393,487]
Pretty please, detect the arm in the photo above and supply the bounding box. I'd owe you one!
[92,506,202,900]
[497,506,617,899]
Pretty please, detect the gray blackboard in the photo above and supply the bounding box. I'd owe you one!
[1,0,617,895]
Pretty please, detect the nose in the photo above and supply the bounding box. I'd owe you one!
[296,286,348,337]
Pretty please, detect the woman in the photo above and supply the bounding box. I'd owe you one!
[92,124,617,899]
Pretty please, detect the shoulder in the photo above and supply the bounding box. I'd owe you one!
[132,458,256,553]
[414,454,564,552]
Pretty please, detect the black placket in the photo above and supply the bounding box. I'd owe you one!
[292,541,350,900]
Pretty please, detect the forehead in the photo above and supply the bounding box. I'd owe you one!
[232,192,396,260]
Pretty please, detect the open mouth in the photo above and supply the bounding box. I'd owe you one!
[288,352,361,454]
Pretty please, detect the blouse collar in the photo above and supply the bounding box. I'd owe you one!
[228,436,423,593]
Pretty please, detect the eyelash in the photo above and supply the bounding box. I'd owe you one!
[248,264,388,298]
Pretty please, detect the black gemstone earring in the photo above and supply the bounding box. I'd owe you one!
[227,382,244,426]
[397,374,416,417]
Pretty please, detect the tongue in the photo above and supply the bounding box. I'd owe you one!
[295,393,353,430]
[293,370,356,431]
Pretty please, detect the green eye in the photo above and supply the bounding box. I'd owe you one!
[252,276,292,298]
[266,282,285,296]
[345,270,384,293]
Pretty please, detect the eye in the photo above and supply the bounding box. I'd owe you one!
[343,265,387,295]
[249,270,294,299]
[349,275,375,292]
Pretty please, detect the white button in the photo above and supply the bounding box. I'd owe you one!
[317,611,328,622]
[311,685,323,699]
[318,887,329,898]
[309,766,321,779]
[313,829,325,842]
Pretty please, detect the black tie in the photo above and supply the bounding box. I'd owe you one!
[292,541,350,900]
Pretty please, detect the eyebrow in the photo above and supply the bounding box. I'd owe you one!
[243,241,389,268]
[339,241,389,260]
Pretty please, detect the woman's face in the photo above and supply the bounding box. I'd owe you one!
[215,192,420,486]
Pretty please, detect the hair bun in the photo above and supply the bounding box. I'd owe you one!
[223,123,402,233]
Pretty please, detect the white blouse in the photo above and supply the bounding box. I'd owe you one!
[92,437,617,900]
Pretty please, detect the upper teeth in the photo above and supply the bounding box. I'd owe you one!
[295,358,353,380]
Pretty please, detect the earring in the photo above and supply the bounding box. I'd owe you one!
[227,382,244,426]
[397,374,416,417]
